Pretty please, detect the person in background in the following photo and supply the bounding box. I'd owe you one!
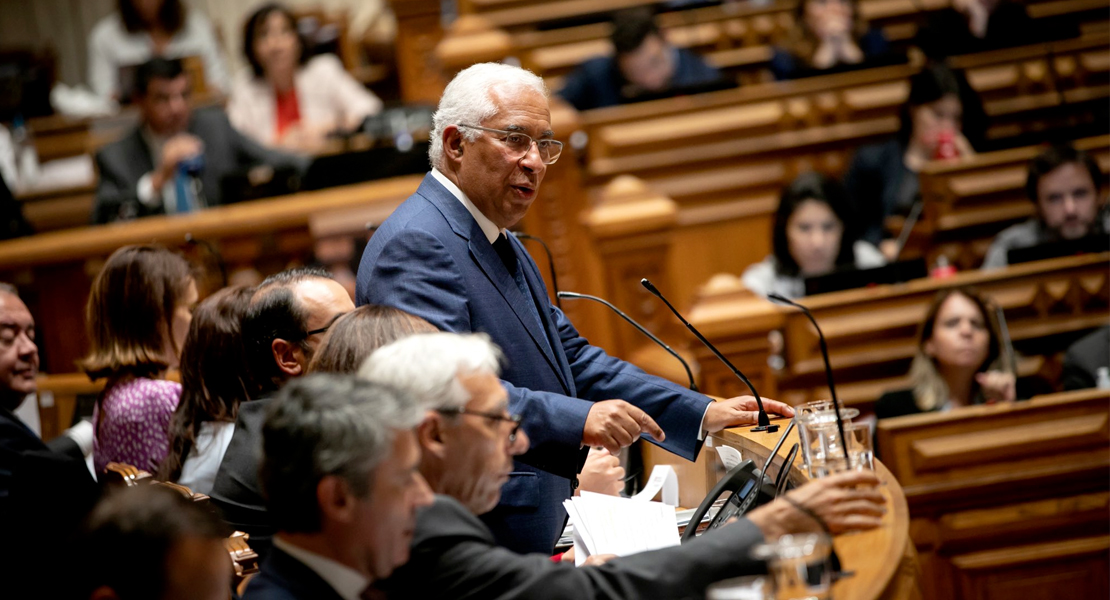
[558,8,723,111]
[915,0,1040,59]
[771,0,894,80]
[982,143,1108,268]
[1062,326,1110,391]
[845,63,982,254]
[228,3,383,153]
[742,172,885,299]
[307,304,437,374]
[74,485,232,600]
[875,287,1016,420]
[88,0,229,100]
[80,245,197,476]
[93,57,308,224]
[159,285,254,494]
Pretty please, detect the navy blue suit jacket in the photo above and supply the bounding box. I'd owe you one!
[242,545,346,600]
[355,174,711,553]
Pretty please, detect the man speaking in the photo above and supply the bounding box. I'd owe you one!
[356,63,792,554]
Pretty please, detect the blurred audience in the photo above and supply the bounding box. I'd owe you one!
[876,287,1016,420]
[307,304,437,374]
[93,57,308,224]
[75,485,232,600]
[80,245,196,475]
[228,3,383,153]
[915,0,1037,59]
[88,0,229,100]
[771,0,894,80]
[982,143,1108,268]
[1062,326,1110,391]
[845,63,982,253]
[0,173,32,240]
[743,172,885,299]
[559,8,723,111]
[0,283,99,599]
[244,374,433,599]
[159,285,254,494]
[207,267,353,559]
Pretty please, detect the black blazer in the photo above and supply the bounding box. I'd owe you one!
[209,398,274,560]
[242,545,347,600]
[374,495,768,600]
[1063,326,1110,391]
[92,108,307,224]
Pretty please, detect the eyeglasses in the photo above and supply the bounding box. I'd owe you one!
[437,408,523,443]
[300,312,347,340]
[456,124,563,165]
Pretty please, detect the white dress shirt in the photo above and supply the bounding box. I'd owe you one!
[272,536,369,600]
[176,421,235,495]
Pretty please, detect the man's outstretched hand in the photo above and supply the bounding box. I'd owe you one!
[704,396,795,433]
[583,399,665,455]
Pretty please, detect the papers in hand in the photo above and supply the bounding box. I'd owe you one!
[563,488,681,566]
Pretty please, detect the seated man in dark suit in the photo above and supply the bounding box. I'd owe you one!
[243,374,434,599]
[363,332,887,599]
[0,283,99,597]
[558,8,725,111]
[208,267,353,560]
[1062,325,1110,391]
[93,57,308,224]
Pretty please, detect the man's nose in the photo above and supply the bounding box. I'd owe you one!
[1062,196,1079,216]
[519,141,545,172]
[16,334,37,359]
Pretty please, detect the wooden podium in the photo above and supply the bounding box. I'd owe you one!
[877,388,1110,600]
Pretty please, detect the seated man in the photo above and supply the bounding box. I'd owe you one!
[558,8,724,111]
[93,57,308,224]
[1062,325,1110,391]
[982,144,1108,268]
[0,283,99,598]
[362,332,887,599]
[74,485,232,600]
[243,374,434,599]
[208,267,353,559]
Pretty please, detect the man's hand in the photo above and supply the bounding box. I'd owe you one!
[976,370,1016,403]
[747,470,885,539]
[703,396,795,434]
[583,400,665,455]
[576,447,625,496]
[152,134,204,189]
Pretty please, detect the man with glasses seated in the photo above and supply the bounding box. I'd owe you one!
[208,266,354,561]
[356,62,793,556]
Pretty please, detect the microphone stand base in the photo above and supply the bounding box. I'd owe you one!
[750,424,780,433]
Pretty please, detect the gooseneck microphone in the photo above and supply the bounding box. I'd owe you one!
[640,278,777,433]
[511,231,562,309]
[557,291,697,391]
[766,293,850,464]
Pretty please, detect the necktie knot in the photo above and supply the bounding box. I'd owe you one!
[493,233,518,274]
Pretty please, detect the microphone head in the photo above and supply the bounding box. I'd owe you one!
[767,292,789,304]
[556,291,574,299]
[640,278,660,295]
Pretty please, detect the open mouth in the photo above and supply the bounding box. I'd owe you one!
[512,185,535,196]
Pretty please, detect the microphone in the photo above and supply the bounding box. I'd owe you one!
[766,293,850,465]
[510,231,562,309]
[994,303,1018,377]
[557,291,697,391]
[640,278,777,433]
[891,196,924,262]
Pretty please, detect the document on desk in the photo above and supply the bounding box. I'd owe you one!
[563,492,680,566]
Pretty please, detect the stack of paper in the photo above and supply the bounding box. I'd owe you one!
[563,492,681,565]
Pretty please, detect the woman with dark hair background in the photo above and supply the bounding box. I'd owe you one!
[228,3,382,152]
[159,285,254,493]
[875,287,1017,420]
[770,0,898,80]
[844,63,985,254]
[742,172,885,298]
[88,0,229,99]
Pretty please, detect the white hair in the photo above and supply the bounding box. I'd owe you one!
[358,332,504,412]
[429,62,549,170]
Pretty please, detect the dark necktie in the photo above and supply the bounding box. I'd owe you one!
[493,233,518,274]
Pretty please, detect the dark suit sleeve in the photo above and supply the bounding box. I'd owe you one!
[363,228,596,479]
[553,306,711,461]
[386,497,767,600]
[92,149,148,224]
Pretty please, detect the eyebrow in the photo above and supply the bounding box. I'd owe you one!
[504,124,556,138]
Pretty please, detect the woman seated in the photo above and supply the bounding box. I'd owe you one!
[80,245,197,475]
[88,0,229,100]
[771,0,894,81]
[742,172,885,299]
[845,63,982,255]
[875,287,1016,420]
[159,285,254,494]
[228,3,383,153]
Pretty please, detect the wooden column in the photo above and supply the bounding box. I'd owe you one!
[388,0,451,104]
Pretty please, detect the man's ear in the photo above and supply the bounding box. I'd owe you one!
[272,338,304,378]
[416,413,449,459]
[443,125,465,162]
[317,475,356,524]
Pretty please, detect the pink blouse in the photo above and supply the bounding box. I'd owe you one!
[92,377,182,476]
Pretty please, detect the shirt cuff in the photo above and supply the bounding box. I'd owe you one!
[137,172,161,207]
[63,420,95,457]
[698,400,712,441]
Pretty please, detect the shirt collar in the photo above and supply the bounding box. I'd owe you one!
[430,168,503,244]
[272,536,370,600]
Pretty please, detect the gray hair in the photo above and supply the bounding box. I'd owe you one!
[429,62,548,170]
[260,374,424,532]
[0,283,18,297]
[358,332,503,412]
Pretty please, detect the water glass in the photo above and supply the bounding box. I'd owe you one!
[706,576,773,600]
[751,534,833,600]
[797,404,859,478]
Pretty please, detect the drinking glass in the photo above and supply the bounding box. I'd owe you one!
[751,534,833,600]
